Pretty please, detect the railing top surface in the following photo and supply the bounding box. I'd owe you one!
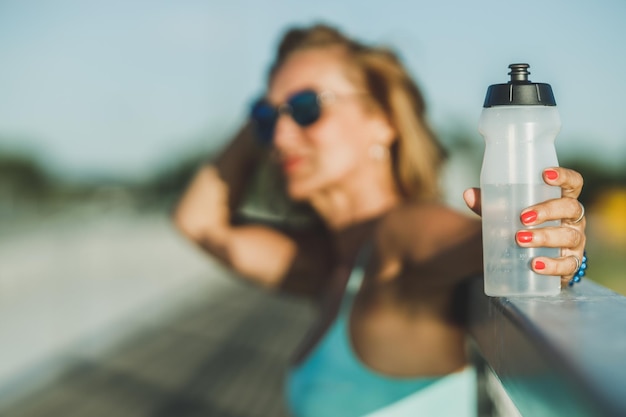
[468,278,626,417]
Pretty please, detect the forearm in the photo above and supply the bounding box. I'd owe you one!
[172,124,299,285]
[171,124,331,293]
[173,123,262,243]
[213,122,264,212]
[173,166,312,289]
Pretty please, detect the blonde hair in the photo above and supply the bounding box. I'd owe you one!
[268,24,448,201]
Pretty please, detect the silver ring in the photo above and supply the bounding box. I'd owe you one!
[570,254,581,273]
[573,201,585,224]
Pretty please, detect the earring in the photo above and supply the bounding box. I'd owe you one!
[368,143,390,161]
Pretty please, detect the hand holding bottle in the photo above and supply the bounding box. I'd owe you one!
[464,167,585,291]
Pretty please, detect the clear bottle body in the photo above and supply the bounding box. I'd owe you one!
[479,106,562,296]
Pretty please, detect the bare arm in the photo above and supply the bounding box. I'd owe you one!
[376,203,483,292]
[173,124,332,295]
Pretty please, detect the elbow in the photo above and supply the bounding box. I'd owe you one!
[171,205,230,258]
[171,207,202,243]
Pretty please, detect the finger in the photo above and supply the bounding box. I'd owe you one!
[530,254,584,285]
[520,197,586,226]
[516,226,585,249]
[543,167,584,199]
[463,188,481,216]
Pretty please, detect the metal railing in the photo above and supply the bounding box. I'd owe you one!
[468,277,626,417]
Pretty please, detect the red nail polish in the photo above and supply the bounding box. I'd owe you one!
[535,260,546,270]
[521,211,537,225]
[545,169,558,181]
[517,231,533,243]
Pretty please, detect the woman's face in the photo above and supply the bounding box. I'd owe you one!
[266,48,393,201]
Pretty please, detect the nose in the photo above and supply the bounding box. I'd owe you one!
[272,113,303,150]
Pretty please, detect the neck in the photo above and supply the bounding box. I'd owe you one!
[308,177,401,262]
[309,160,401,228]
[313,186,399,229]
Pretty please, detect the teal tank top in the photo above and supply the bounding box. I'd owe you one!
[286,246,477,417]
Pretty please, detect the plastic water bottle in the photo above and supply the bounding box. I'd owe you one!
[479,63,561,297]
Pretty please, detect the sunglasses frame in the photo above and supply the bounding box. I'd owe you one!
[249,90,340,145]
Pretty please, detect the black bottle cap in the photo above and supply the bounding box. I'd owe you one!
[483,63,556,107]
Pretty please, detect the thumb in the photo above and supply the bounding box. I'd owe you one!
[463,187,482,216]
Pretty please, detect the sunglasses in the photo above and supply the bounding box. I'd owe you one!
[250,89,336,145]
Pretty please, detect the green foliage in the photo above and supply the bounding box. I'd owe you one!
[0,152,50,197]
[138,150,215,206]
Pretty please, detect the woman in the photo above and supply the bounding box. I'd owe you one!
[174,24,586,417]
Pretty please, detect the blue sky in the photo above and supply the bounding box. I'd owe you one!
[0,0,625,180]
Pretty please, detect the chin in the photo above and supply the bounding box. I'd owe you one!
[285,178,319,202]
[286,185,311,202]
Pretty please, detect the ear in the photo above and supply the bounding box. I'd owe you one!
[369,113,396,146]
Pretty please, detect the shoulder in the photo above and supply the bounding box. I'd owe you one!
[370,201,482,287]
[376,201,480,259]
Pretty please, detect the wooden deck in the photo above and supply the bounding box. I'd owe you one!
[2,282,316,417]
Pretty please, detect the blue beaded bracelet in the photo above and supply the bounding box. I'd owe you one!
[568,251,587,287]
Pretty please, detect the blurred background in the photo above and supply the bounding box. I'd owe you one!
[1,0,625,416]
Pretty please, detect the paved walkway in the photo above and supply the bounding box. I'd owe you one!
[2,280,315,417]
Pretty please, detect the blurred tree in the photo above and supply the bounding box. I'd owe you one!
[136,150,214,211]
[0,152,51,199]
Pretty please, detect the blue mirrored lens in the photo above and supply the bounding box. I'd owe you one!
[289,90,321,126]
[250,100,276,144]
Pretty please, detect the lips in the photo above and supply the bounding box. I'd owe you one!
[281,155,306,173]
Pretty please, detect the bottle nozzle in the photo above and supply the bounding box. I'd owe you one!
[508,63,531,83]
[483,63,555,107]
